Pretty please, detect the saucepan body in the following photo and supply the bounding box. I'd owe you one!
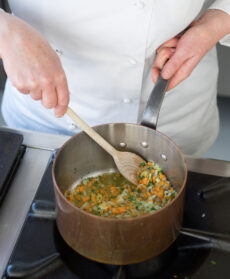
[52,123,187,265]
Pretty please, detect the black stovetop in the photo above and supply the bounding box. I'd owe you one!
[3,152,230,279]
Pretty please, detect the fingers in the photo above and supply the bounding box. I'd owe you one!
[161,48,188,80]
[156,37,178,53]
[42,86,57,109]
[54,103,68,118]
[153,47,175,70]
[167,56,199,90]
[152,36,179,84]
[152,42,199,91]
[41,74,69,117]
[152,47,175,83]
[54,74,69,117]
[152,67,160,84]
[12,72,69,117]
[30,89,42,100]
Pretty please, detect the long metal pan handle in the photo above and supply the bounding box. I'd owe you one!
[141,74,169,130]
[141,26,191,130]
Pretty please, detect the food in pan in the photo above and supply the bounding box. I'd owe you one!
[64,161,177,218]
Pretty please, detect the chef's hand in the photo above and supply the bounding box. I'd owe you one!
[152,9,230,91]
[0,10,69,117]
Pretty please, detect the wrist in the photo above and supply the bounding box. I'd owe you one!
[193,9,230,42]
[0,9,10,58]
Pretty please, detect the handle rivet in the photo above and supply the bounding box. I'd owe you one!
[161,154,167,161]
[119,142,127,148]
[141,141,148,148]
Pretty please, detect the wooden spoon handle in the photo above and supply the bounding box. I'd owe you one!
[66,107,118,157]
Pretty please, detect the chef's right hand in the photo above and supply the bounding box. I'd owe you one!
[152,9,230,91]
[0,10,69,117]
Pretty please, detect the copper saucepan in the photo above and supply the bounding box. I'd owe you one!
[52,76,188,265]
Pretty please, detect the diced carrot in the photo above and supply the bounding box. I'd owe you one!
[152,176,157,182]
[157,190,164,200]
[111,186,118,194]
[112,208,119,215]
[165,182,170,188]
[78,186,84,193]
[91,194,95,203]
[142,177,148,185]
[117,206,126,213]
[82,196,89,202]
[88,179,95,186]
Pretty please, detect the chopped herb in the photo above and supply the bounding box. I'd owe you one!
[211,260,217,265]
[138,174,143,180]
[128,196,136,202]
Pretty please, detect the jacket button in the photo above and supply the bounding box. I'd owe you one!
[69,123,77,130]
[134,1,145,9]
[123,98,132,104]
[55,49,63,56]
[129,58,137,65]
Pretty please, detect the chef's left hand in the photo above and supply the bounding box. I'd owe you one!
[152,9,230,91]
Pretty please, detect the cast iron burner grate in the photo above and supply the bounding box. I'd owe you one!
[3,152,230,279]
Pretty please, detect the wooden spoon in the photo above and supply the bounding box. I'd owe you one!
[66,107,145,185]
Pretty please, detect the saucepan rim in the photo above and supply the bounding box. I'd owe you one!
[52,122,188,222]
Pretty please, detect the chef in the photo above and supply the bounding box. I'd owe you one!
[0,0,230,155]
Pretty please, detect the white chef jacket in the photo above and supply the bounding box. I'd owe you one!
[2,0,230,155]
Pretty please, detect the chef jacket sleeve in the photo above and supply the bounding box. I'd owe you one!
[208,0,230,46]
